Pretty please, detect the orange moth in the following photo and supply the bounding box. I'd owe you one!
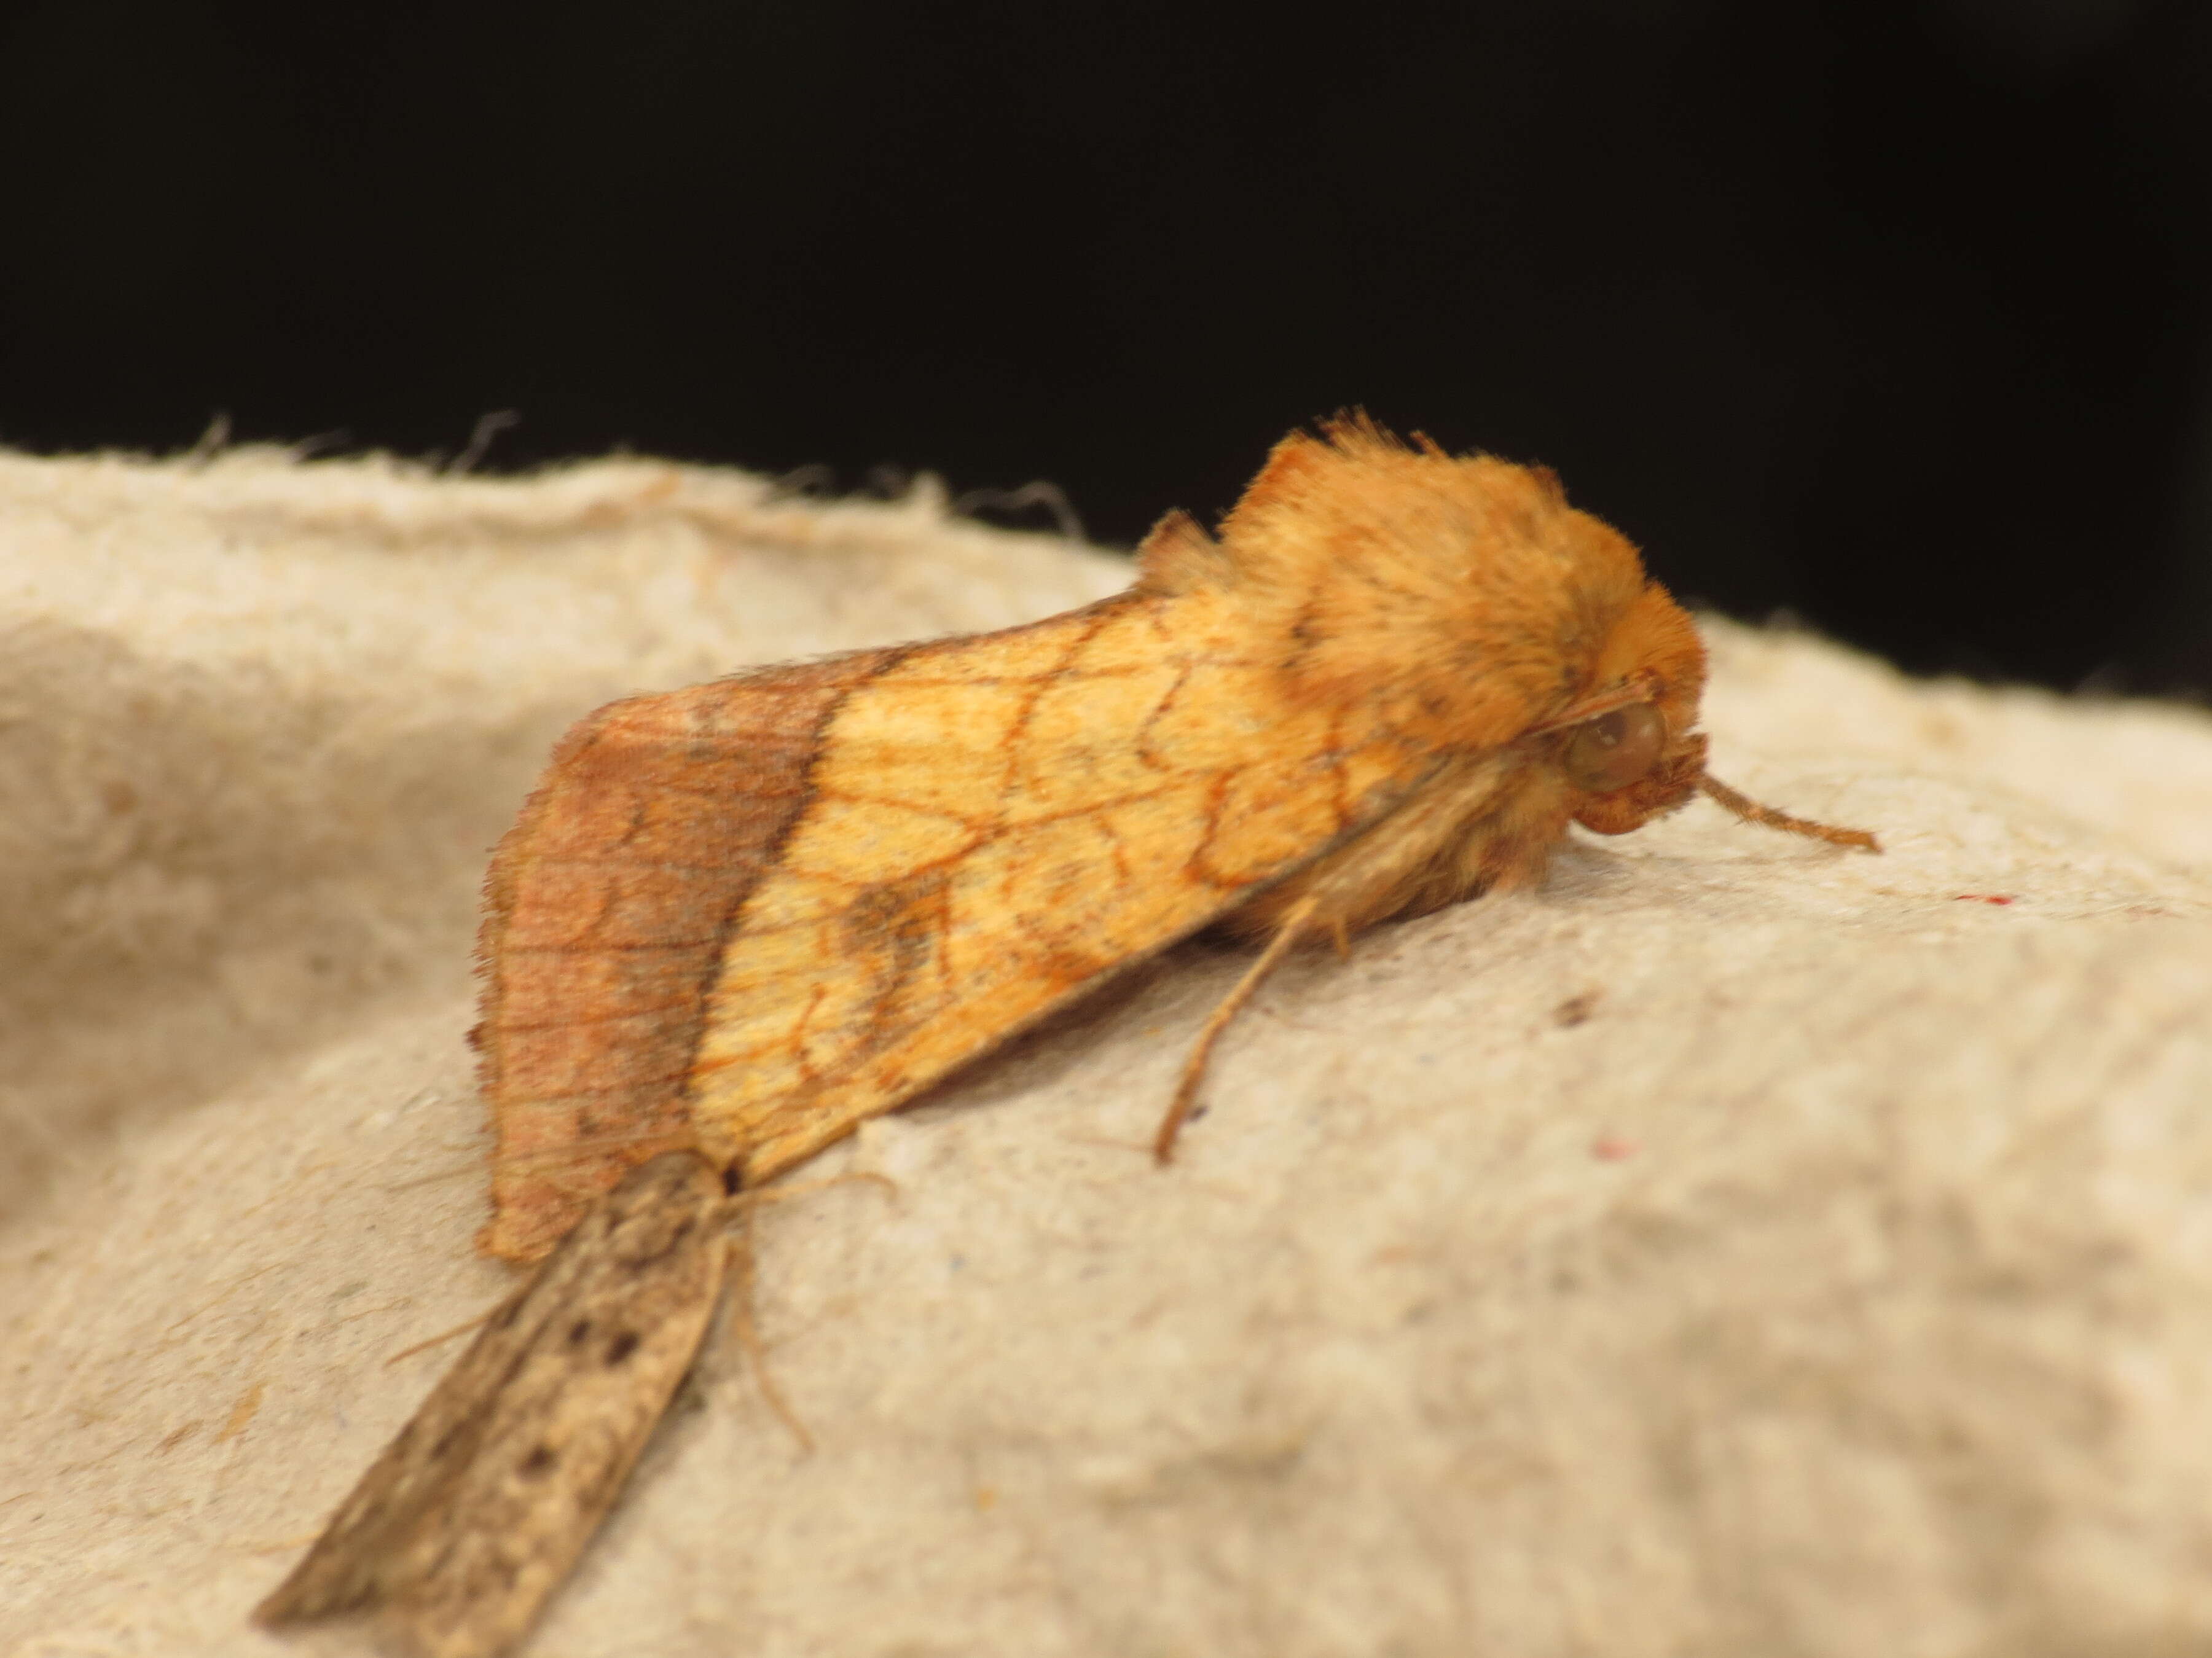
[260,417,1877,1657]
[476,415,1876,1261]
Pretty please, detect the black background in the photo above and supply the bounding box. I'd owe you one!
[4,0,2207,696]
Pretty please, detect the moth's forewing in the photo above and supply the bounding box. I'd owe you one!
[480,592,1451,1256]
[476,654,904,1261]
[689,592,1453,1185]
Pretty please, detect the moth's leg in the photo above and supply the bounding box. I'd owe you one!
[718,1168,894,1454]
[723,1188,814,1453]
[739,1169,901,1210]
[1155,894,1320,1163]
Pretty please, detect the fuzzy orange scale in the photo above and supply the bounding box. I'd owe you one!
[474,416,1849,1261]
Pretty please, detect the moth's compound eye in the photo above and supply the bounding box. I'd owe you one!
[1563,702,1666,793]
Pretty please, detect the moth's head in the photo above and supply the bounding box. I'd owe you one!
[1546,580,1881,853]
[1546,579,1711,836]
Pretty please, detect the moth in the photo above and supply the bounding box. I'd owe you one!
[257,417,1873,1656]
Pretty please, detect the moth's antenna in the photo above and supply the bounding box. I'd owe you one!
[1699,773,1880,852]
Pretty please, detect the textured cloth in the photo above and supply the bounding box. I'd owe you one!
[2,447,2208,1658]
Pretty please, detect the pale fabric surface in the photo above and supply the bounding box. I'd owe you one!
[2,448,2208,1658]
